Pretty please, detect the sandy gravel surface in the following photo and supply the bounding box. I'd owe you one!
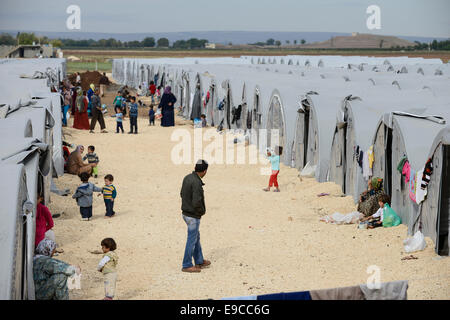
[49,88,449,300]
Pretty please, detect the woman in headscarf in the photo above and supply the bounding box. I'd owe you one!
[357,177,384,217]
[66,145,96,175]
[33,239,81,300]
[87,83,95,117]
[73,89,90,130]
[158,86,177,127]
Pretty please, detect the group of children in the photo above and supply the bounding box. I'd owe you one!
[72,146,117,220]
[113,91,159,134]
[68,144,119,299]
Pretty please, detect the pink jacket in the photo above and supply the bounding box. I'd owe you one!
[35,203,54,247]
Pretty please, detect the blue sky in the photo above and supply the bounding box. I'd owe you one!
[0,0,448,37]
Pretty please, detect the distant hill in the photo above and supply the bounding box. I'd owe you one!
[0,30,447,45]
[300,33,417,49]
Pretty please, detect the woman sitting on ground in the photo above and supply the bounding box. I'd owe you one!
[357,177,384,217]
[33,239,81,300]
[66,145,96,175]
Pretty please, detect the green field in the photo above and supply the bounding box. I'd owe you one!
[66,61,112,73]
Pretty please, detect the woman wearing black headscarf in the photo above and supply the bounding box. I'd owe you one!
[158,86,177,127]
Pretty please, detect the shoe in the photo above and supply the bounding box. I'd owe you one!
[263,188,270,192]
[134,132,138,134]
[273,189,280,192]
[52,213,61,218]
[195,260,211,269]
[128,132,133,134]
[181,266,201,273]
[89,130,94,133]
[81,218,88,221]
[101,130,108,133]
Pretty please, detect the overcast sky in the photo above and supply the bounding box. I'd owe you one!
[0,0,448,38]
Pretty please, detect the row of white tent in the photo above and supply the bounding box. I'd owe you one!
[0,58,66,299]
[113,56,450,256]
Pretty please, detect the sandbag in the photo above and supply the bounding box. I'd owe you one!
[382,204,401,227]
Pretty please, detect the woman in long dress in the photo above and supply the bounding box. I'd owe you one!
[158,86,177,127]
[73,89,90,130]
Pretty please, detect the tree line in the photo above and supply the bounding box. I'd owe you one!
[1,32,449,50]
[0,32,208,49]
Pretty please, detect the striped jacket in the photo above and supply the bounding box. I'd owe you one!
[102,184,117,200]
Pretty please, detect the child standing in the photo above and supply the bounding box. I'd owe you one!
[83,145,100,178]
[201,114,207,128]
[149,105,155,126]
[115,106,124,133]
[149,81,156,104]
[72,172,102,221]
[113,91,124,111]
[99,174,117,218]
[97,238,118,300]
[128,96,138,134]
[263,146,283,192]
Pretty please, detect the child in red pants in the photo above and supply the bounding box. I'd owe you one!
[263,146,283,192]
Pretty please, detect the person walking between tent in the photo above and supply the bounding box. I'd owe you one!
[180,160,211,273]
[128,96,138,134]
[97,238,118,300]
[149,105,155,126]
[72,172,103,221]
[89,88,107,133]
[263,146,283,192]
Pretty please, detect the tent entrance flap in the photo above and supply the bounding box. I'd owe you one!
[437,145,450,256]
[385,127,393,196]
[303,104,310,169]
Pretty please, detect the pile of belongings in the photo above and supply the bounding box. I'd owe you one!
[221,280,408,300]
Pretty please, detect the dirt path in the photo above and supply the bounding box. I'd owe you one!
[51,109,450,300]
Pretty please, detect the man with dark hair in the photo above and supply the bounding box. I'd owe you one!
[89,88,107,133]
[180,160,210,273]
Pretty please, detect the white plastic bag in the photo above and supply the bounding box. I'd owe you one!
[403,231,427,253]
[320,212,363,225]
[300,162,316,177]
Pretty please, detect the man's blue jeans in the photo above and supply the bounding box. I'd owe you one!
[182,214,204,268]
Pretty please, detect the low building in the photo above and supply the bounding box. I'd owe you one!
[1,44,56,58]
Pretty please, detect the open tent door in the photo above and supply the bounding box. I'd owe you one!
[437,145,450,255]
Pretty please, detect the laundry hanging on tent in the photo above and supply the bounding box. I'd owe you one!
[397,156,408,174]
[415,168,427,204]
[421,158,433,189]
[401,160,411,183]
[362,150,372,180]
[367,145,374,169]
[408,167,417,202]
